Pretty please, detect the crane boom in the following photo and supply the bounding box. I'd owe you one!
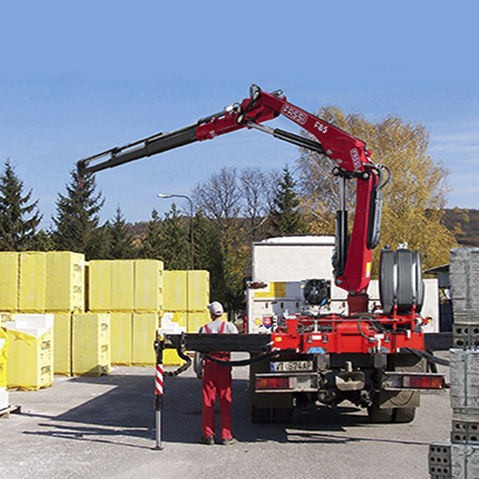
[76,84,389,305]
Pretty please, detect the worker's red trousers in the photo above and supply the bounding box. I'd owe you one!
[201,361,233,440]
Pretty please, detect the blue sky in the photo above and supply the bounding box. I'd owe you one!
[1,1,478,227]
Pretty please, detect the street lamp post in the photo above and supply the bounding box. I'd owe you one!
[157,193,195,270]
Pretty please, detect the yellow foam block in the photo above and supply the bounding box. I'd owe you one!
[19,252,46,312]
[161,312,186,366]
[171,311,187,329]
[110,312,132,365]
[132,313,159,366]
[163,311,211,333]
[163,271,187,311]
[187,311,210,333]
[53,313,71,376]
[163,349,185,366]
[134,259,164,312]
[111,260,135,311]
[0,328,8,388]
[6,322,53,390]
[88,261,112,312]
[46,252,85,312]
[72,313,110,376]
[0,252,19,312]
[187,270,210,311]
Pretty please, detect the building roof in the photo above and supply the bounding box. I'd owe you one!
[424,264,450,274]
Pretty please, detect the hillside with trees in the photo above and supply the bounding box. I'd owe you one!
[442,208,479,246]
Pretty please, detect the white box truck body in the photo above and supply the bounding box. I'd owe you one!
[246,236,438,334]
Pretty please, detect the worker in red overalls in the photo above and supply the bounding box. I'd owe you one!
[194,301,238,445]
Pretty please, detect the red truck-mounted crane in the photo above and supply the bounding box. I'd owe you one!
[78,85,445,424]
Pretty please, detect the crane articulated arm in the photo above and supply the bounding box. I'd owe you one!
[77,85,389,298]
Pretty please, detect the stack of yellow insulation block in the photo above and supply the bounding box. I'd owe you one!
[110,312,132,365]
[19,252,47,312]
[5,314,54,390]
[72,313,110,376]
[88,259,164,367]
[135,260,164,312]
[0,328,8,409]
[0,253,214,375]
[109,312,163,367]
[0,251,86,314]
[0,252,19,312]
[53,313,72,376]
[88,259,163,313]
[46,252,85,312]
[0,251,87,377]
[162,270,210,366]
[44,252,86,376]
[132,312,159,366]
[163,271,188,311]
[109,313,162,367]
[163,270,210,332]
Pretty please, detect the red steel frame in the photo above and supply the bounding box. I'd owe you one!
[270,316,425,355]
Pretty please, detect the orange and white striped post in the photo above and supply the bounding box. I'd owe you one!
[153,338,165,450]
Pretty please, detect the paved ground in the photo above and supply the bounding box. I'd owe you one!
[1,354,450,479]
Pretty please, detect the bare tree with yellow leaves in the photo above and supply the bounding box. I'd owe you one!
[297,107,457,272]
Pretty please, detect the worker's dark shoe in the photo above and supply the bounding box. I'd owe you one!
[197,435,214,445]
[221,437,237,446]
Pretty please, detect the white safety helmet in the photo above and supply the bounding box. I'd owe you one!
[207,301,224,316]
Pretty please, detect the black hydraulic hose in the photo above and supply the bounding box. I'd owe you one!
[402,347,450,367]
[356,316,390,342]
[355,314,390,334]
[357,317,450,367]
[357,319,374,342]
[379,165,391,189]
[203,348,297,367]
[164,346,296,375]
[164,347,192,377]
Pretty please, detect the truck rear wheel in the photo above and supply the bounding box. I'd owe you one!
[367,404,394,423]
[393,407,416,423]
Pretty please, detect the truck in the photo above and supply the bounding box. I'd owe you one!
[246,235,442,423]
[77,84,445,424]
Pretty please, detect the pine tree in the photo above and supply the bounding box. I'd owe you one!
[0,159,42,251]
[142,209,163,260]
[105,205,136,259]
[158,204,190,269]
[30,230,54,251]
[270,166,306,236]
[141,205,190,268]
[51,169,105,259]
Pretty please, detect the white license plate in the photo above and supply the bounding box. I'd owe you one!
[270,360,313,372]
